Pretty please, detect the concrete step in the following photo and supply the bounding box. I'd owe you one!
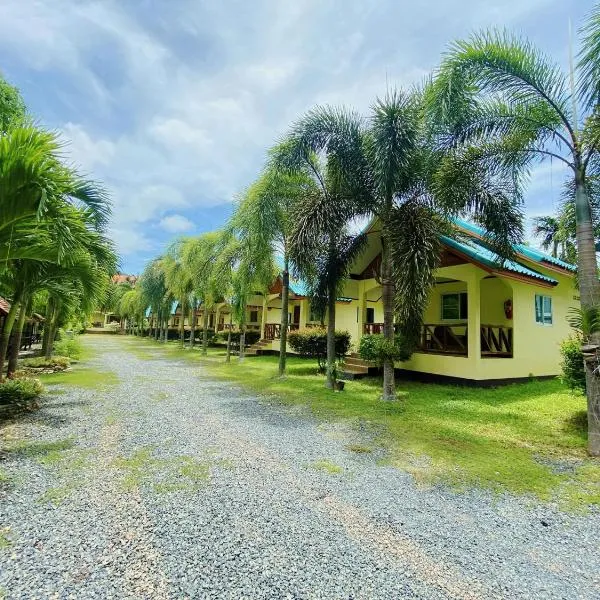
[341,366,369,380]
[344,356,372,367]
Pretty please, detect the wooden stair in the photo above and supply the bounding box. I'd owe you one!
[341,353,376,380]
[245,339,271,356]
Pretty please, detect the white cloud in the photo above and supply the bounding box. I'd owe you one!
[159,214,195,233]
[0,0,572,271]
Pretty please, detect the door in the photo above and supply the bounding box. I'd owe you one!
[293,305,301,325]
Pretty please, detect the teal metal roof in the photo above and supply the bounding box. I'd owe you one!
[454,219,576,273]
[440,235,559,285]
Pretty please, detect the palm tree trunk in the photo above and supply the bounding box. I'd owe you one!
[381,235,396,401]
[575,174,600,455]
[202,308,209,355]
[0,299,20,382]
[189,299,197,349]
[154,311,160,340]
[44,303,58,360]
[7,300,28,377]
[279,256,290,376]
[239,323,246,361]
[42,298,53,355]
[226,311,233,363]
[179,299,186,348]
[326,278,336,389]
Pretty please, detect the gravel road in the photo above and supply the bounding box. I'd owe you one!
[1,335,598,599]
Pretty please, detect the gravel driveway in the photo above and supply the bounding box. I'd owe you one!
[1,336,599,599]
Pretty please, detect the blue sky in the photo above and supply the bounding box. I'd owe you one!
[0,0,589,273]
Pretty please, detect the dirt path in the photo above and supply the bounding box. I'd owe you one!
[0,336,598,599]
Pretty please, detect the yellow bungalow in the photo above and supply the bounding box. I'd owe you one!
[332,219,578,383]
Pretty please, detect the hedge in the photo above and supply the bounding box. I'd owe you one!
[288,328,351,371]
[215,330,261,347]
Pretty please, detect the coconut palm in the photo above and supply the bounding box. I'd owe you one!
[229,167,312,375]
[427,6,600,453]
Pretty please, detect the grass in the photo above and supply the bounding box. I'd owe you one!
[112,446,212,492]
[310,459,344,475]
[38,485,73,506]
[125,338,600,509]
[38,367,119,390]
[7,437,75,458]
[0,527,12,549]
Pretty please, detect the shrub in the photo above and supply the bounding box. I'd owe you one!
[21,356,70,372]
[215,330,260,347]
[0,378,44,411]
[560,336,586,391]
[358,333,412,365]
[288,328,351,371]
[53,336,83,360]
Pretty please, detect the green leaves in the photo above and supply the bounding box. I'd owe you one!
[578,3,600,111]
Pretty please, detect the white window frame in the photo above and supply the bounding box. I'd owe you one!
[441,292,468,321]
[535,294,553,326]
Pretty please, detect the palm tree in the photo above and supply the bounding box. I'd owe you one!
[273,123,368,389]
[276,94,522,397]
[139,259,168,341]
[162,245,194,348]
[0,73,26,132]
[532,216,565,258]
[0,207,115,379]
[229,167,311,375]
[427,6,600,453]
[180,232,222,354]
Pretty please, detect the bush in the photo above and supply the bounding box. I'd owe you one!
[0,377,44,411]
[560,336,586,391]
[215,330,260,347]
[21,356,71,372]
[195,329,216,345]
[358,333,412,365]
[288,328,351,371]
[53,336,83,360]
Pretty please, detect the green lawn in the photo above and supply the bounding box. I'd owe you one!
[131,338,600,508]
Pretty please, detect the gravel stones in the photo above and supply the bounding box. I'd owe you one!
[0,336,599,599]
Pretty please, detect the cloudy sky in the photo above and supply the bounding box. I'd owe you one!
[0,0,589,273]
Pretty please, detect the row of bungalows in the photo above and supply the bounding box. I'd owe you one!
[162,219,579,385]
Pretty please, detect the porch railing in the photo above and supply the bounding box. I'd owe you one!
[480,324,513,357]
[363,323,384,335]
[420,323,468,355]
[264,323,300,341]
[418,323,513,357]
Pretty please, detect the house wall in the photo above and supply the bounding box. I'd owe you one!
[399,262,577,380]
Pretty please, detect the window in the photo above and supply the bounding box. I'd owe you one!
[366,307,375,324]
[535,295,552,325]
[250,310,258,323]
[441,292,468,320]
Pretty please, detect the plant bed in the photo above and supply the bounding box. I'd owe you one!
[20,356,71,374]
[0,377,45,417]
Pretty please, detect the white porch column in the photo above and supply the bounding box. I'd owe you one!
[299,298,308,328]
[466,274,481,364]
[356,281,366,342]
[260,296,267,339]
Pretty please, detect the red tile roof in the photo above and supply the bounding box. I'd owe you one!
[112,273,138,285]
[0,296,11,316]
